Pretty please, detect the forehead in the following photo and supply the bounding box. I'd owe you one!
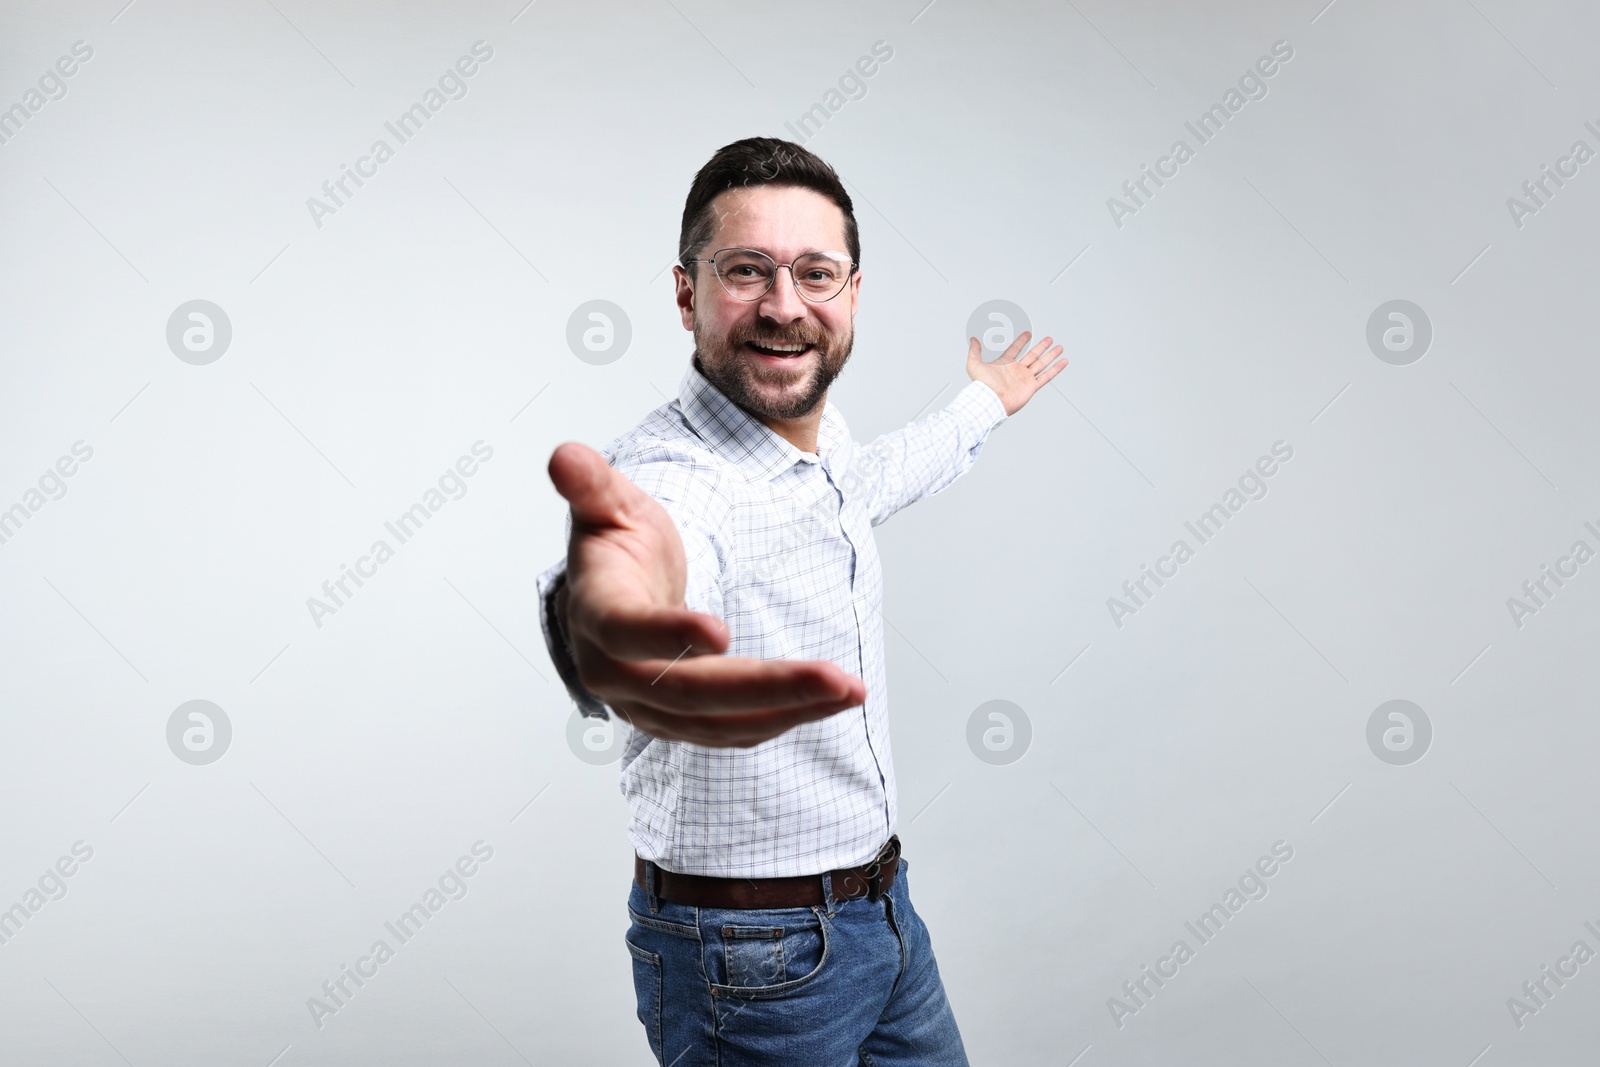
[707,184,848,257]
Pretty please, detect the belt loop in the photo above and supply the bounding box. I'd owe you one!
[644,858,661,914]
[820,862,836,919]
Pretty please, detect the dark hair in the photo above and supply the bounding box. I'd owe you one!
[677,137,859,272]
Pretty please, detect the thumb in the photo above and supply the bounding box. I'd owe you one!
[548,441,634,529]
[966,336,983,374]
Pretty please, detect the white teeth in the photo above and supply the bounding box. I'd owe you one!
[750,342,809,353]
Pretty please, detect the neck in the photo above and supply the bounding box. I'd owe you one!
[757,407,824,454]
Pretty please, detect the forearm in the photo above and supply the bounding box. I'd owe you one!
[537,562,610,720]
[852,379,1008,525]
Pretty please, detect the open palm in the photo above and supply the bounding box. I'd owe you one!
[965,330,1067,415]
[548,442,867,747]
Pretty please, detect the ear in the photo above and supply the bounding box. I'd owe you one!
[672,265,696,331]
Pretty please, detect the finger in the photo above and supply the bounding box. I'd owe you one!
[596,654,866,716]
[1022,336,1053,366]
[1030,357,1066,390]
[999,330,1032,364]
[582,601,729,660]
[548,441,638,531]
[634,696,866,748]
[1033,346,1066,376]
[647,658,864,716]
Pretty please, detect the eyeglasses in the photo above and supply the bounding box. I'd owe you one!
[688,247,857,303]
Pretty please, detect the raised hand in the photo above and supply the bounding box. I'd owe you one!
[965,331,1067,415]
[546,442,867,747]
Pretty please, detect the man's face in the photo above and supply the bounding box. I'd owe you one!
[674,185,861,422]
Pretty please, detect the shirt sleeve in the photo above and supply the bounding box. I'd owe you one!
[536,440,732,720]
[536,555,609,720]
[843,379,1008,527]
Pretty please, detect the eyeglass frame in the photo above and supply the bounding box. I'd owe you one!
[685,247,859,304]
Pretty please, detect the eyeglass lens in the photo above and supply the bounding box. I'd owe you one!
[712,249,852,301]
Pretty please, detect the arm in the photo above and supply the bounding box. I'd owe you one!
[537,561,607,719]
[536,441,867,747]
[848,379,1007,527]
[537,444,728,720]
[848,330,1067,526]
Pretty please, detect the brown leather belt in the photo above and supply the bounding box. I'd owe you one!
[636,835,901,909]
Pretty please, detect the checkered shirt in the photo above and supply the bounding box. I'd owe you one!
[537,360,1007,877]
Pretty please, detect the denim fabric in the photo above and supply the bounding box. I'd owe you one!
[624,858,970,1066]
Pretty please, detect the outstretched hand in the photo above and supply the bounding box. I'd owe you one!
[965,331,1067,415]
[547,442,867,748]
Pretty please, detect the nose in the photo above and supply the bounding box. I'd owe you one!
[755,265,808,325]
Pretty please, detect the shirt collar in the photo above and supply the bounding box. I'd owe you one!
[678,360,849,482]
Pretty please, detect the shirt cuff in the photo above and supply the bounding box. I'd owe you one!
[536,561,611,720]
[951,378,1009,430]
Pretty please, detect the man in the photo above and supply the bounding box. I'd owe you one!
[536,137,1064,1066]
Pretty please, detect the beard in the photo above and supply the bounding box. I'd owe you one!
[692,315,854,422]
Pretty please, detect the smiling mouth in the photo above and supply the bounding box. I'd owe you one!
[744,340,814,359]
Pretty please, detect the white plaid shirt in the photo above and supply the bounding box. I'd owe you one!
[537,360,1007,877]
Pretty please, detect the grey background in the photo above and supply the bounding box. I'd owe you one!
[2,1,1597,1064]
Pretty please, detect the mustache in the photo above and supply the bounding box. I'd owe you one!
[731,325,827,348]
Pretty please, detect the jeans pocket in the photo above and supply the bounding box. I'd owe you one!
[722,925,787,987]
[625,934,665,1064]
[710,907,829,1000]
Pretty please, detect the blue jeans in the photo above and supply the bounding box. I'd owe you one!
[625,857,970,1066]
